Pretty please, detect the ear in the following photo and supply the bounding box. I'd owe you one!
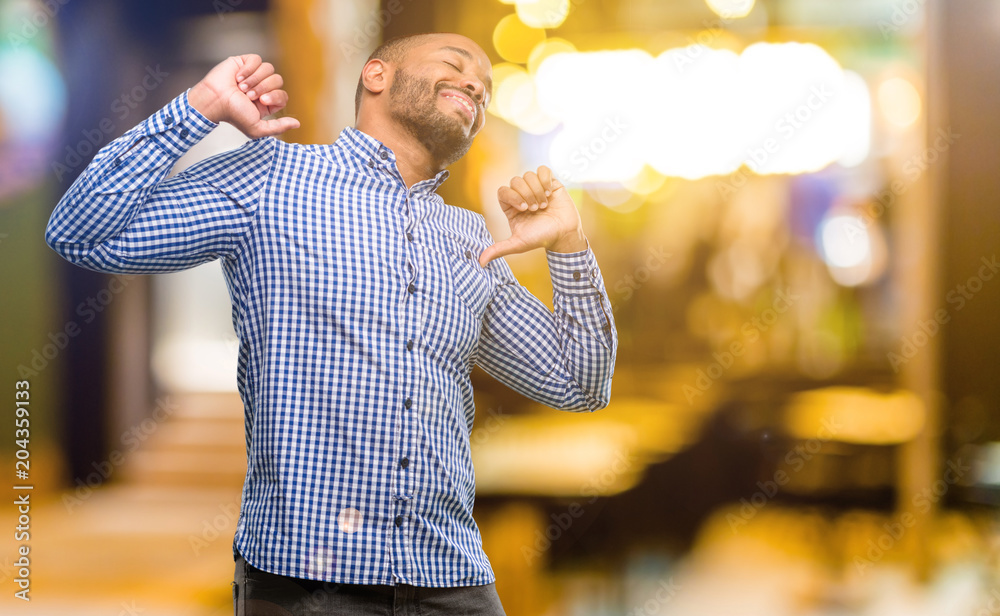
[361,59,389,96]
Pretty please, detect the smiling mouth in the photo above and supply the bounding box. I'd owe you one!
[441,91,476,122]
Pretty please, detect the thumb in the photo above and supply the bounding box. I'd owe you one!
[247,116,301,138]
[479,237,523,267]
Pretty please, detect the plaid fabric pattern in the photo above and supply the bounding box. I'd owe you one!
[46,90,618,587]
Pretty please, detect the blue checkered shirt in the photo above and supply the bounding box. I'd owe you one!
[46,91,618,587]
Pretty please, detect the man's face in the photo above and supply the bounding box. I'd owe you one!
[386,35,493,168]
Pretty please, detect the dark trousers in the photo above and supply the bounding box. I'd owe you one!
[233,550,507,616]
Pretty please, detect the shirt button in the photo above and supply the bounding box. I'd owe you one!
[573,271,581,281]
[179,128,190,139]
[394,515,404,527]
[406,232,413,242]
[464,250,473,260]
[379,150,389,160]
[591,269,598,278]
[404,398,412,409]
[407,283,416,294]
[400,457,409,469]
[164,115,174,125]
[406,339,414,351]
[367,160,375,168]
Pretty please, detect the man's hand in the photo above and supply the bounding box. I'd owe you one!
[479,166,588,267]
[188,54,300,139]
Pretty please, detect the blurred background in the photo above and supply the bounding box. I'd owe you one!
[1,0,999,614]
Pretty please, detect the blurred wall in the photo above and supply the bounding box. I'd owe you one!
[937,0,1000,452]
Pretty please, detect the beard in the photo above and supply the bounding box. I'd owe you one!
[388,68,476,168]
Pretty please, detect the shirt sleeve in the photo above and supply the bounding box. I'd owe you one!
[45,89,276,274]
[476,243,618,412]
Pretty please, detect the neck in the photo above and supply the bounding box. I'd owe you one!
[355,117,443,189]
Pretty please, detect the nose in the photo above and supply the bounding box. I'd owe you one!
[457,74,487,106]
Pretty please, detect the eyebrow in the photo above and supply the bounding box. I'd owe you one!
[441,46,494,98]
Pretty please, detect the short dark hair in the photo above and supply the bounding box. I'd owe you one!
[354,33,436,117]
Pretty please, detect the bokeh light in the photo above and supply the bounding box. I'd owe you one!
[878,75,922,128]
[817,209,888,287]
[516,0,570,29]
[528,42,871,183]
[0,47,66,142]
[785,388,926,445]
[705,0,756,19]
[493,13,546,64]
[820,215,871,268]
[527,37,576,74]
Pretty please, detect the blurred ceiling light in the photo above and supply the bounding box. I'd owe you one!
[539,49,651,182]
[837,71,873,168]
[516,0,570,29]
[649,46,742,179]
[735,43,866,175]
[530,43,871,183]
[527,37,576,74]
[820,215,870,268]
[493,13,546,64]
[785,387,925,445]
[878,76,922,128]
[817,210,887,287]
[706,0,756,19]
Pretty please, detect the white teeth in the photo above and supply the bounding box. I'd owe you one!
[444,93,474,118]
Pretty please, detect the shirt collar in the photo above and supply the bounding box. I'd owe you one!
[336,127,451,194]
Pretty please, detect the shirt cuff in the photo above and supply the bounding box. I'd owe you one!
[143,89,219,157]
[546,244,608,298]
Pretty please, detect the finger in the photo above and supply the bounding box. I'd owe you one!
[246,116,301,138]
[257,87,289,111]
[240,62,275,94]
[479,236,527,267]
[497,186,528,213]
[247,74,284,102]
[537,165,554,195]
[234,54,262,83]
[522,171,548,209]
[509,176,538,210]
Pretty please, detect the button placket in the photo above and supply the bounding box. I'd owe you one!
[397,189,421,512]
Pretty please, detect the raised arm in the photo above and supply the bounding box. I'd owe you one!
[477,167,617,411]
[45,55,298,273]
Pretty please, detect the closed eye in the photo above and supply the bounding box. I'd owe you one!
[443,61,459,70]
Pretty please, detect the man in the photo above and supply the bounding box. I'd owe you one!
[46,33,617,615]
